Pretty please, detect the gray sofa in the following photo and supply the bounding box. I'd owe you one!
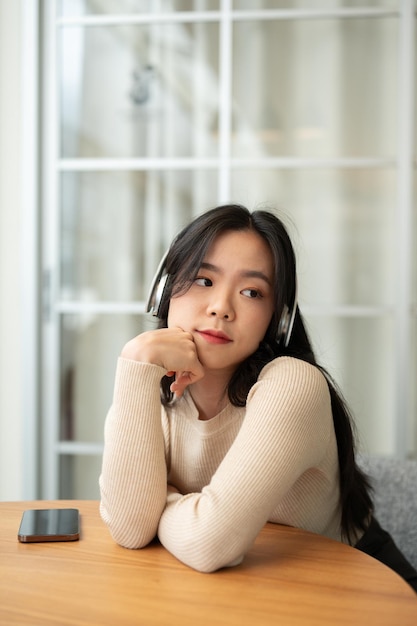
[359,456,417,569]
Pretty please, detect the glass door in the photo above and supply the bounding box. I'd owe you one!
[38,0,416,499]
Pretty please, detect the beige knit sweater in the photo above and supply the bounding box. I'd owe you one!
[99,355,342,572]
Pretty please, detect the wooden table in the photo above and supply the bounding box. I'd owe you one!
[1,501,416,625]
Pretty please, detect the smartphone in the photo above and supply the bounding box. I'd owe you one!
[18,508,80,543]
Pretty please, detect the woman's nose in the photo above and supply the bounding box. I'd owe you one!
[207,293,235,320]
[210,309,230,319]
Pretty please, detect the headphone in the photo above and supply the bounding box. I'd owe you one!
[146,251,170,318]
[146,252,297,348]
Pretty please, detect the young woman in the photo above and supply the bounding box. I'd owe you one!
[100,204,417,590]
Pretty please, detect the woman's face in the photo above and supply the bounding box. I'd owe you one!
[167,229,275,377]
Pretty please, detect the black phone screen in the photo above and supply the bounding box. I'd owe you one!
[18,508,80,542]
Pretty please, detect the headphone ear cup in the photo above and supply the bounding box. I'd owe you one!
[276,284,298,347]
[148,273,169,317]
[146,252,169,317]
[277,304,290,346]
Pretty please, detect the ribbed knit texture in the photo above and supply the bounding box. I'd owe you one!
[100,356,342,572]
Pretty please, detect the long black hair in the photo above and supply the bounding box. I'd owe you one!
[154,204,373,544]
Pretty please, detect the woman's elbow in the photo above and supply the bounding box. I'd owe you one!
[109,526,156,550]
[191,553,244,573]
[166,540,245,573]
[100,505,158,549]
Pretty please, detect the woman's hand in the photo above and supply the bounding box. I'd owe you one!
[121,328,204,396]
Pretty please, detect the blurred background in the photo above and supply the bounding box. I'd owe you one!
[0,0,416,501]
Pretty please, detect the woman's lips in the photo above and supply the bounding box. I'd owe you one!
[196,330,232,345]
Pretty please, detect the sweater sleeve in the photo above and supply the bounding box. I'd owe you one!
[99,357,167,548]
[157,357,333,572]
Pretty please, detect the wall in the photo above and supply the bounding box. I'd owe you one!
[0,0,23,500]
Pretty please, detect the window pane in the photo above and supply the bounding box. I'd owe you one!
[414,175,417,305]
[58,0,396,14]
[410,172,417,320]
[415,16,417,198]
[60,170,218,301]
[231,168,396,307]
[59,455,102,500]
[306,315,396,456]
[60,313,151,443]
[412,179,416,454]
[58,0,219,16]
[59,23,219,158]
[232,18,397,158]
[233,1,398,8]
[412,319,417,454]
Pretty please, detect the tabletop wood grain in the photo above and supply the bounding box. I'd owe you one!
[1,500,416,625]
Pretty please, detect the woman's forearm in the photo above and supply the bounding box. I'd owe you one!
[100,358,168,548]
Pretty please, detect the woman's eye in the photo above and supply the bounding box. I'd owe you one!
[242,288,262,299]
[195,277,212,287]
